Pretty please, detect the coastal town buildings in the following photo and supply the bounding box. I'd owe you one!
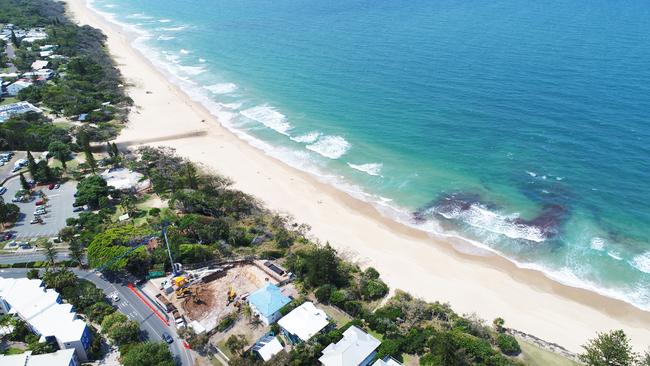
[318,325,381,366]
[247,283,291,325]
[6,79,32,96]
[0,101,41,122]
[0,278,92,361]
[277,301,329,343]
[0,349,78,366]
[251,335,284,362]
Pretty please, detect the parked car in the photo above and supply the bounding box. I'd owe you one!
[72,201,81,207]
[19,244,32,250]
[0,187,6,195]
[48,183,55,190]
[111,293,120,302]
[162,332,173,344]
[30,218,42,224]
[72,206,84,212]
[35,200,45,206]
[3,233,13,240]
[54,183,60,189]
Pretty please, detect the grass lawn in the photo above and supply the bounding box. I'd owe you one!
[518,338,579,366]
[0,97,17,106]
[215,340,235,361]
[320,304,352,327]
[3,347,25,355]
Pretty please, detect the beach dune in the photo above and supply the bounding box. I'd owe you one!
[66,0,650,352]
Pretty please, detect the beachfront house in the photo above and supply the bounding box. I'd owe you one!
[100,167,152,193]
[252,335,284,362]
[6,79,32,96]
[318,325,381,366]
[372,356,402,366]
[247,283,291,325]
[31,60,49,70]
[0,278,92,361]
[0,101,42,123]
[277,301,329,344]
[0,349,78,366]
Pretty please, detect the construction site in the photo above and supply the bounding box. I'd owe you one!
[147,259,295,333]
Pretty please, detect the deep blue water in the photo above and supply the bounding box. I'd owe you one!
[90,0,650,309]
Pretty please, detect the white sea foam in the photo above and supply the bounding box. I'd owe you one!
[198,58,206,63]
[126,13,152,20]
[241,105,292,135]
[608,252,623,261]
[205,83,237,94]
[590,237,606,251]
[179,66,206,76]
[347,162,383,177]
[437,204,546,243]
[180,49,191,55]
[631,252,650,273]
[161,26,187,32]
[105,4,115,8]
[158,19,172,23]
[157,35,175,41]
[526,171,537,177]
[290,132,321,144]
[556,176,564,181]
[306,135,351,159]
[219,102,242,110]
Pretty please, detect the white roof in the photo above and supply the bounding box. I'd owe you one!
[0,349,75,366]
[0,278,86,343]
[372,357,402,366]
[31,60,48,70]
[39,51,53,57]
[254,336,283,361]
[101,168,150,191]
[319,326,381,366]
[277,301,329,341]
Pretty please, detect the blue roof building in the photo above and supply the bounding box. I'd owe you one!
[247,283,291,325]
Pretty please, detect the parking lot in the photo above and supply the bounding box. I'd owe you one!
[0,151,27,181]
[1,177,79,240]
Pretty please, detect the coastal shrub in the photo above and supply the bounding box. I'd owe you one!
[360,278,389,300]
[377,338,403,360]
[329,290,348,306]
[216,312,238,332]
[315,284,335,303]
[496,333,521,356]
[148,207,160,216]
[403,327,437,355]
[177,244,213,264]
[364,266,380,280]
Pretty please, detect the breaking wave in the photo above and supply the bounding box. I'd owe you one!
[241,105,292,135]
[306,135,351,159]
[205,83,237,94]
[631,252,650,274]
[347,162,383,177]
[290,132,321,144]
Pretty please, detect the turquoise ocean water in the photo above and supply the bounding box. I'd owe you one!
[89,0,650,310]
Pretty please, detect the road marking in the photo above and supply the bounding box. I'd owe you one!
[126,283,170,326]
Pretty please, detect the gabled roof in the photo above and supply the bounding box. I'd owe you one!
[0,349,76,366]
[372,356,402,366]
[278,301,329,341]
[319,326,381,366]
[247,283,290,318]
[252,335,283,361]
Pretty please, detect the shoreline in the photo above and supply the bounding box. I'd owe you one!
[66,0,650,352]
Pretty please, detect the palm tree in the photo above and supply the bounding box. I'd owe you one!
[43,240,57,268]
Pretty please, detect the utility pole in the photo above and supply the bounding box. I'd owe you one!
[161,224,179,276]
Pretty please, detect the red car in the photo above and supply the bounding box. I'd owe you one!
[35,199,45,206]
[48,183,55,190]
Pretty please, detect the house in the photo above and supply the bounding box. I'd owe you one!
[6,79,32,96]
[31,60,49,70]
[0,101,42,123]
[252,335,284,362]
[100,168,152,192]
[0,349,78,366]
[0,278,92,361]
[247,283,291,325]
[77,113,88,121]
[319,326,381,366]
[39,50,53,58]
[22,28,48,43]
[39,44,56,51]
[278,301,329,343]
[372,356,402,366]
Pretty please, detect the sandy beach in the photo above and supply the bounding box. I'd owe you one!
[66,0,650,352]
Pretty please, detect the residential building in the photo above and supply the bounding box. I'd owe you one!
[372,356,402,366]
[319,326,381,366]
[247,283,291,325]
[100,168,152,192]
[6,79,32,96]
[31,60,49,70]
[0,278,92,361]
[278,301,329,343]
[0,349,78,366]
[0,101,42,123]
[252,335,284,362]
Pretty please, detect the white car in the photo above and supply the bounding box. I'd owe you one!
[111,293,120,302]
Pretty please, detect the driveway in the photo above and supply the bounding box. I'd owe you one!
[0,268,193,366]
[2,178,79,240]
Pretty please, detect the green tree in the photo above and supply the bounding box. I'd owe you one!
[0,198,20,229]
[79,131,97,173]
[10,30,19,48]
[87,302,115,324]
[19,172,30,191]
[225,334,248,356]
[43,240,56,267]
[42,269,78,293]
[75,175,109,209]
[26,151,37,179]
[69,239,84,266]
[496,333,521,356]
[26,268,39,279]
[48,141,71,170]
[121,342,175,366]
[493,317,506,333]
[580,330,638,366]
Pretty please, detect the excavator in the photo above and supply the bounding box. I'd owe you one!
[227,286,236,305]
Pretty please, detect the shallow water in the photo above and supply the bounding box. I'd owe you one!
[90,0,650,310]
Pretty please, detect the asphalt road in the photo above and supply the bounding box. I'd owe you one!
[2,177,79,240]
[0,268,193,366]
[0,250,70,264]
